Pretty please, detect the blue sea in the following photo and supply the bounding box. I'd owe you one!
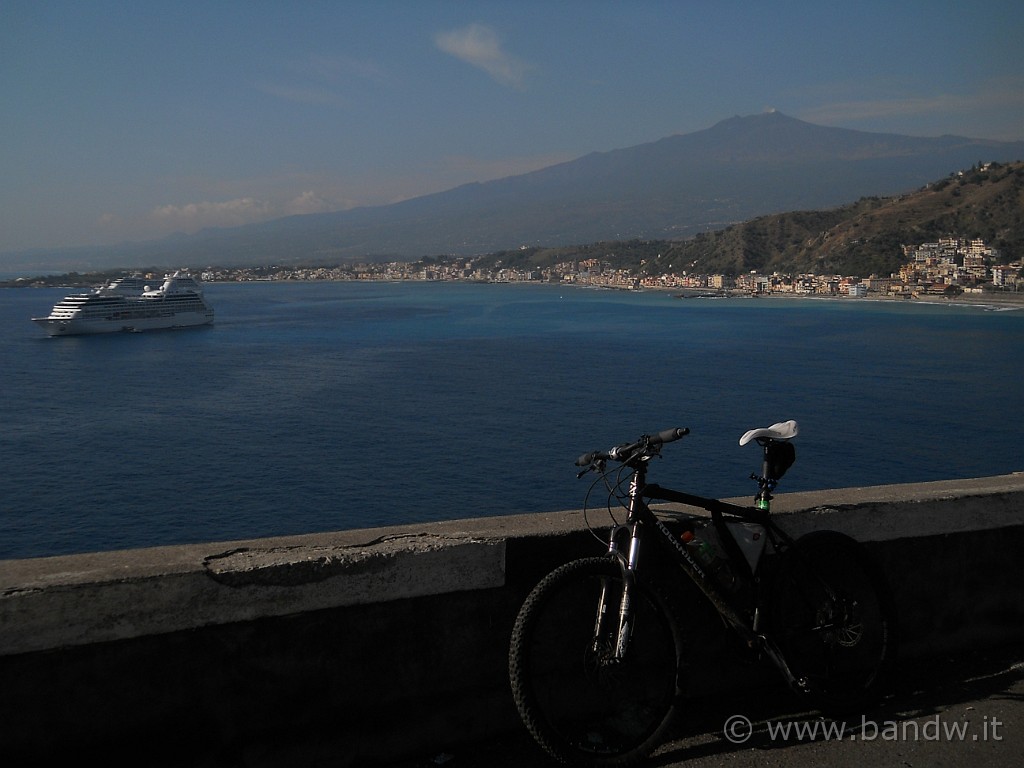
[2,280,1022,560]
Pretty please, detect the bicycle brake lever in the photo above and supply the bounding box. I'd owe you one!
[577,459,606,478]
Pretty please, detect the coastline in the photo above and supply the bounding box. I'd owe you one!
[762,290,1024,311]
[8,272,1024,313]
[667,285,1024,311]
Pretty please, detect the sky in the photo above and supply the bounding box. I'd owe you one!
[3,0,1023,256]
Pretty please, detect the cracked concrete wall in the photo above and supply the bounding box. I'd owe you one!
[0,533,505,655]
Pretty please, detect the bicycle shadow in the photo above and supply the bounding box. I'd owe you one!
[649,643,1024,765]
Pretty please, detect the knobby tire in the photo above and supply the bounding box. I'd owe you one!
[768,530,895,713]
[509,557,684,768]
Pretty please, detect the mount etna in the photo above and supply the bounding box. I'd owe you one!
[10,111,1024,273]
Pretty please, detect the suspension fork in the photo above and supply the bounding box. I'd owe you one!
[593,465,646,660]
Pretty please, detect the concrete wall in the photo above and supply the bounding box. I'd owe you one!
[1,473,1023,765]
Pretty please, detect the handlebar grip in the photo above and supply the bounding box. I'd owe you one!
[652,427,689,445]
[575,452,596,466]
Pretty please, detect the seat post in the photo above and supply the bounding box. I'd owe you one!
[755,439,778,511]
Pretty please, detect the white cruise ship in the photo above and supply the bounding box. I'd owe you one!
[32,272,215,336]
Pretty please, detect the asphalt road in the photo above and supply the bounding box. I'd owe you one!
[393,643,1023,768]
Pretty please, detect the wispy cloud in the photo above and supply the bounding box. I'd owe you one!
[803,95,974,124]
[435,23,531,89]
[150,198,273,229]
[147,192,336,232]
[282,190,334,216]
[800,79,1024,132]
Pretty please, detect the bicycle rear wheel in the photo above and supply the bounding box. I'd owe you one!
[768,530,895,712]
[509,556,683,767]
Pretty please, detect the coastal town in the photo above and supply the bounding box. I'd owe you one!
[189,235,1022,299]
[8,235,1021,301]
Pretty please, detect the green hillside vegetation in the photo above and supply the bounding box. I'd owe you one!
[471,161,1024,278]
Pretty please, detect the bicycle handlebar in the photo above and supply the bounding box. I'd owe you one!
[575,427,689,466]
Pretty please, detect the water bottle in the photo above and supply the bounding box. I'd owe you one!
[681,524,737,590]
[681,528,716,566]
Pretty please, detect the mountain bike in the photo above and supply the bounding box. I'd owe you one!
[508,421,894,767]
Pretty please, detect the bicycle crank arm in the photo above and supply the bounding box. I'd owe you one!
[756,635,809,694]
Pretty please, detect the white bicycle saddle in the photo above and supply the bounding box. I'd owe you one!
[739,420,799,446]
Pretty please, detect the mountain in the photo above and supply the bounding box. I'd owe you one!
[671,159,1024,276]
[14,112,1024,271]
[673,160,1024,277]
[469,160,1024,278]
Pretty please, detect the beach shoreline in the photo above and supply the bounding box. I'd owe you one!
[667,286,1024,310]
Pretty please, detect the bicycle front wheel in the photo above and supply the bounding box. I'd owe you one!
[768,530,895,713]
[509,556,683,767]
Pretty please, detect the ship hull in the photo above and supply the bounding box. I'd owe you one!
[32,309,214,337]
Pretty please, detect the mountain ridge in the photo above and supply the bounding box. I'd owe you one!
[7,112,1024,272]
[468,160,1024,278]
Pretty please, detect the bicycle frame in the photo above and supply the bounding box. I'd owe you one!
[598,454,806,690]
